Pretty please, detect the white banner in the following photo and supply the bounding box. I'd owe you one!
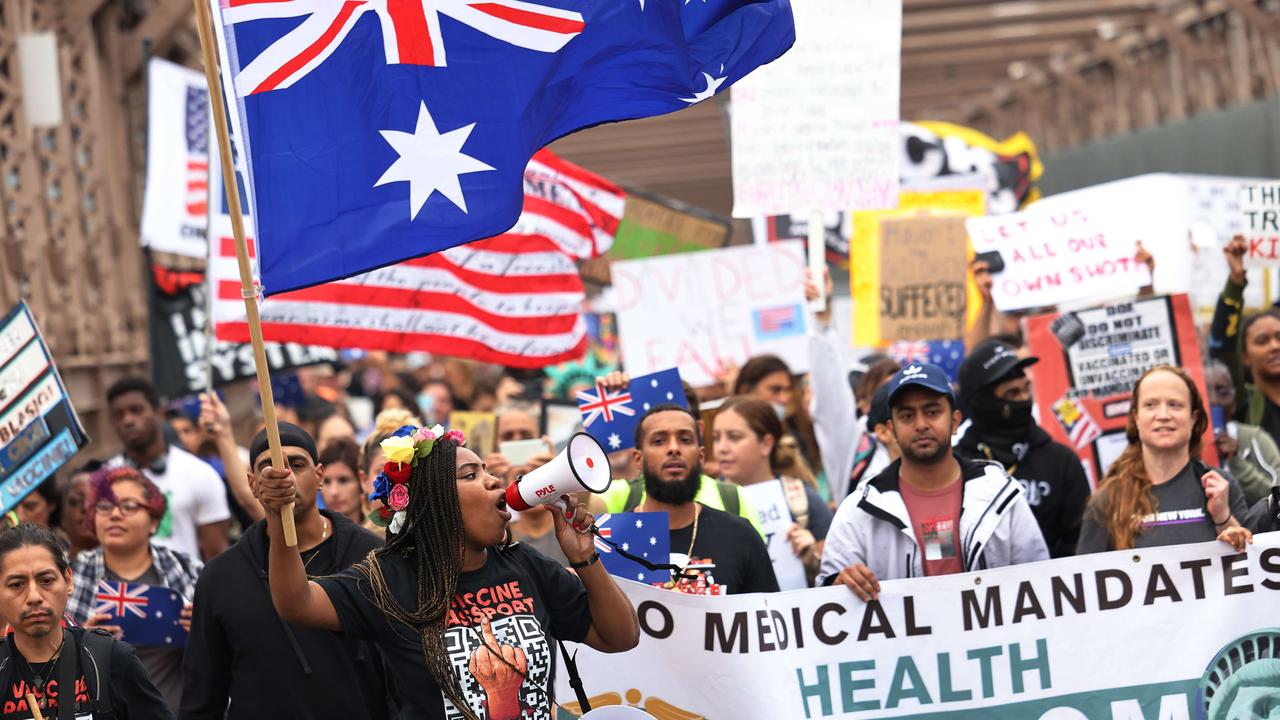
[558,535,1280,719]
[730,0,900,217]
[612,243,810,387]
[967,197,1154,312]
[140,58,209,258]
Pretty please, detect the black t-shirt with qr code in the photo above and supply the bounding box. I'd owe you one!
[319,543,592,720]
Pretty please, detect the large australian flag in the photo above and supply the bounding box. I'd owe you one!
[213,0,795,295]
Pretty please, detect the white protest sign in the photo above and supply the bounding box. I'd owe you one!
[613,242,810,387]
[730,0,901,217]
[739,480,807,591]
[1241,181,1280,268]
[558,535,1280,719]
[140,58,209,258]
[967,199,1153,311]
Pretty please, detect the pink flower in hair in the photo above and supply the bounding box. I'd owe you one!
[388,484,410,512]
[444,429,466,446]
[412,427,436,444]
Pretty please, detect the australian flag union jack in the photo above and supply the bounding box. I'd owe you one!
[213,0,795,295]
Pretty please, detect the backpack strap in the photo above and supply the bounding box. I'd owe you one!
[79,628,115,715]
[623,477,645,512]
[717,481,740,517]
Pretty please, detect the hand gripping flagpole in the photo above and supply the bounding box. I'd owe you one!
[193,0,298,547]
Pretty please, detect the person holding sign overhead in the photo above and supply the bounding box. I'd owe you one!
[714,397,832,585]
[66,467,200,714]
[1077,366,1253,554]
[818,363,1048,599]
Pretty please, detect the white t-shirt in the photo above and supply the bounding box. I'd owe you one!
[109,446,231,560]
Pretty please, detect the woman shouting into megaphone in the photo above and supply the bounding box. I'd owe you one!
[254,424,640,720]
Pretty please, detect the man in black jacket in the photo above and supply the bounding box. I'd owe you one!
[955,340,1091,558]
[180,423,390,719]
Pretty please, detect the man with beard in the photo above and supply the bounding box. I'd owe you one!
[955,340,1091,557]
[631,405,778,595]
[818,364,1047,600]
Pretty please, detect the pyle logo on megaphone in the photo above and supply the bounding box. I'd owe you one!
[505,433,613,512]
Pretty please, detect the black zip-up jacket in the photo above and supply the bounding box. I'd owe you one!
[179,511,390,720]
[955,425,1092,558]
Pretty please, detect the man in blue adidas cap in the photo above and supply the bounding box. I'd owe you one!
[817,363,1048,599]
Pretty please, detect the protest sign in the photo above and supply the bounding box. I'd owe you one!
[731,0,901,216]
[967,199,1154,312]
[579,191,731,285]
[1241,181,1280,268]
[148,265,337,399]
[899,122,1043,214]
[876,216,968,343]
[0,302,87,514]
[1184,174,1276,324]
[1024,294,1212,486]
[449,412,497,457]
[754,212,853,267]
[851,189,986,347]
[556,535,1280,720]
[139,58,209,258]
[738,481,807,591]
[613,243,809,387]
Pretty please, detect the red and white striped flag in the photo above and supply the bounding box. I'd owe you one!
[209,149,624,368]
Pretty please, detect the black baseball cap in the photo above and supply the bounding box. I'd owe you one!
[867,382,892,427]
[250,422,319,467]
[958,340,1039,402]
[886,362,955,408]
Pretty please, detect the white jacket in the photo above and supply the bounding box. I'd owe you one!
[817,454,1050,584]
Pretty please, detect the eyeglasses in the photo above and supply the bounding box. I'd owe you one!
[94,499,147,516]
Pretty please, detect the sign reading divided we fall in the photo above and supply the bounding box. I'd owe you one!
[0,302,88,514]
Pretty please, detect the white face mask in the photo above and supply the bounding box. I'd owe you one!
[771,402,787,421]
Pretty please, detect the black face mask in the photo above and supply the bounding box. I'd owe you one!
[967,392,1036,464]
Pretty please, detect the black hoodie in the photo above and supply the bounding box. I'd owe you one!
[179,511,391,720]
[955,424,1092,558]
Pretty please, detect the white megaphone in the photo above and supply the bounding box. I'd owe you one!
[504,432,612,512]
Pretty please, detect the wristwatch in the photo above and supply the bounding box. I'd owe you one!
[570,552,600,569]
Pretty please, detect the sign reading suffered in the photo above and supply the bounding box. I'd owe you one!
[877,215,968,342]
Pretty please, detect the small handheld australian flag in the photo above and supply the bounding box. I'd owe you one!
[576,368,686,453]
[595,512,670,585]
[93,581,187,647]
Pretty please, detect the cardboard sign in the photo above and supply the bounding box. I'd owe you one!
[613,243,809,387]
[851,189,987,347]
[738,480,807,591]
[876,216,968,342]
[139,58,209,258]
[0,302,88,513]
[1241,181,1280,268]
[1024,294,1213,487]
[580,191,731,285]
[449,411,497,457]
[967,200,1154,311]
[730,0,901,216]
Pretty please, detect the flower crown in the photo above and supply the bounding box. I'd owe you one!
[368,424,467,534]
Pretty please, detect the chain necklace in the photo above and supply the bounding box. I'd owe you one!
[21,636,65,707]
[301,517,330,573]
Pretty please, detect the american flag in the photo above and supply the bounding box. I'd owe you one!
[209,148,624,368]
[1052,396,1102,450]
[183,86,209,219]
[891,339,966,381]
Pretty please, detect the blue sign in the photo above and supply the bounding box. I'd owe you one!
[0,428,77,513]
[0,415,49,477]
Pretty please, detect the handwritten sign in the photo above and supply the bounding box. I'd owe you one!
[579,191,731,285]
[967,201,1152,311]
[730,0,901,217]
[878,216,968,342]
[1241,181,1280,268]
[613,243,809,387]
[738,481,807,591]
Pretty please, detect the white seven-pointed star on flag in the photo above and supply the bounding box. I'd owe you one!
[649,536,657,545]
[635,519,643,528]
[681,72,726,104]
[375,101,494,219]
[608,433,622,450]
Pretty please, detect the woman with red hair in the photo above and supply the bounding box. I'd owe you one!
[66,466,202,713]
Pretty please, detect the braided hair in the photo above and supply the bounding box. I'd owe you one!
[350,437,477,719]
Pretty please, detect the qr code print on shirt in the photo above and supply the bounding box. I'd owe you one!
[443,614,552,720]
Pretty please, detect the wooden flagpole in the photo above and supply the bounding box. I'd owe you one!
[192,0,297,547]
